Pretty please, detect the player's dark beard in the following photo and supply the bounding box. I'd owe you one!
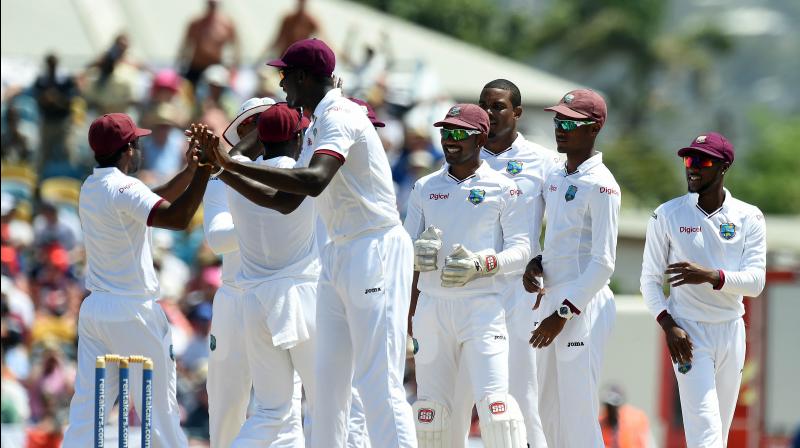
[129,150,142,174]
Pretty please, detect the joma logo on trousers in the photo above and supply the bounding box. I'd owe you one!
[364,287,382,294]
[567,341,585,347]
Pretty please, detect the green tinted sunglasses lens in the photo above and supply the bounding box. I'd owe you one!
[553,118,576,131]
[440,129,473,141]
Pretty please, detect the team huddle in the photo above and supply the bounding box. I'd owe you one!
[63,38,767,448]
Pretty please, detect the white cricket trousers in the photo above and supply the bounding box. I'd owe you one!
[412,292,509,427]
[311,225,417,448]
[449,287,547,447]
[232,277,317,448]
[62,292,188,448]
[535,286,615,448]
[208,284,306,447]
[673,317,745,448]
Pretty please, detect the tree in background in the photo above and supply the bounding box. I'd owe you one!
[727,110,800,214]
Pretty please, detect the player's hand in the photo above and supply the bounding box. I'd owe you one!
[665,261,720,288]
[184,126,200,172]
[440,245,499,288]
[660,315,693,365]
[529,311,566,348]
[413,225,443,272]
[187,124,216,168]
[406,334,419,360]
[210,133,234,169]
[522,255,544,293]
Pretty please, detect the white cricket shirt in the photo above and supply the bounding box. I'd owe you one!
[298,88,401,243]
[481,133,561,258]
[203,173,243,287]
[226,156,320,289]
[640,189,767,323]
[404,161,530,299]
[541,152,621,312]
[79,167,164,297]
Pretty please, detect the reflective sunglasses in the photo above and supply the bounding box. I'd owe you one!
[683,155,716,168]
[439,128,481,141]
[553,117,595,132]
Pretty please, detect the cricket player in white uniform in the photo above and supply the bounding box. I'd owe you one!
[523,89,620,447]
[447,79,556,447]
[203,97,307,448]
[63,113,212,447]
[405,103,529,448]
[199,102,321,447]
[205,38,416,448]
[640,132,766,448]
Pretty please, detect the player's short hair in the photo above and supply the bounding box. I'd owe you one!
[483,79,521,108]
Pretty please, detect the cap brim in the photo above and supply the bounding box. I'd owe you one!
[266,58,289,68]
[223,104,273,146]
[544,104,591,120]
[135,127,152,137]
[371,120,386,128]
[433,117,483,132]
[677,146,724,159]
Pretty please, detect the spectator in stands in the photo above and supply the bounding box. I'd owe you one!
[26,340,75,423]
[1,106,33,164]
[177,0,240,88]
[180,301,213,372]
[1,348,31,424]
[31,54,78,175]
[32,202,77,252]
[81,34,141,114]
[599,385,653,448]
[140,103,188,185]
[141,69,192,130]
[268,0,322,57]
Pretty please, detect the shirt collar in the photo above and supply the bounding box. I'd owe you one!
[481,132,525,157]
[691,187,731,218]
[93,167,121,176]
[443,160,490,184]
[564,152,603,175]
[312,88,343,121]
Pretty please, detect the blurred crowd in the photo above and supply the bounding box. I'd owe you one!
[1,1,457,446]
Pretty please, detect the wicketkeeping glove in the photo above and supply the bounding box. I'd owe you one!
[441,244,500,288]
[413,225,443,272]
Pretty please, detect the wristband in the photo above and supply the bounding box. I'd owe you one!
[211,166,224,178]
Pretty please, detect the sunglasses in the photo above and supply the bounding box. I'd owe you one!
[553,117,595,132]
[279,68,299,80]
[683,155,716,168]
[440,128,481,141]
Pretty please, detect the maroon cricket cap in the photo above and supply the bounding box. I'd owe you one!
[433,104,489,133]
[257,103,311,143]
[266,38,335,78]
[88,113,151,157]
[545,89,607,127]
[348,97,385,127]
[677,132,735,164]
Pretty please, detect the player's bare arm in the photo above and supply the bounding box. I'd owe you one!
[209,129,342,197]
[217,169,305,215]
[151,138,201,202]
[665,261,722,288]
[149,127,213,230]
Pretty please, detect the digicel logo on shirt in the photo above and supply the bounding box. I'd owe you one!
[429,193,449,200]
[599,186,620,196]
[680,226,702,234]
